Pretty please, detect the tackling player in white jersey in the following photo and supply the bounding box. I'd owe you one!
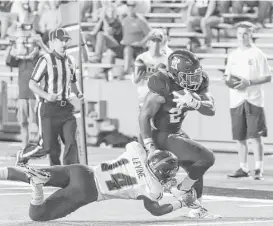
[0,142,198,221]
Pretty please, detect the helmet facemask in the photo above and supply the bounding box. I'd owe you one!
[176,67,203,91]
[147,153,179,185]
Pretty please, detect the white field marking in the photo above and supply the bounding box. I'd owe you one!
[8,143,21,147]
[0,220,272,226]
[0,181,56,189]
[163,194,273,204]
[0,157,14,160]
[0,192,51,196]
[239,204,273,208]
[28,163,49,167]
[154,220,273,226]
[0,187,56,190]
[203,195,273,204]
[0,181,27,186]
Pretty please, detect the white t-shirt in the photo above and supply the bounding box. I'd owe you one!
[133,51,168,106]
[93,142,163,202]
[225,45,271,108]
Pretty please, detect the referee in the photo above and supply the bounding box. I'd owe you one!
[29,28,84,165]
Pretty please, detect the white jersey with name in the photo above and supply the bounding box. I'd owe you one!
[93,142,163,201]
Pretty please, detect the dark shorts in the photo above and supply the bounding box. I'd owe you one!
[151,130,215,173]
[230,101,267,141]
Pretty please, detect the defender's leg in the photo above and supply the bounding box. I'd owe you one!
[28,164,98,221]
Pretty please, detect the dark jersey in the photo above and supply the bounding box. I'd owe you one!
[147,69,209,133]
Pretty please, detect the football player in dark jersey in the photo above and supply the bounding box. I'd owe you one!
[139,49,221,219]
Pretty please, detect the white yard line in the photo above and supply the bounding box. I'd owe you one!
[155,220,273,226]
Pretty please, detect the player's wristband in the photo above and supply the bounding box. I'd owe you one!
[171,200,183,211]
[248,80,252,86]
[143,138,155,151]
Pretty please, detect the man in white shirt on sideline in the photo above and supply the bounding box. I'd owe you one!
[224,21,272,180]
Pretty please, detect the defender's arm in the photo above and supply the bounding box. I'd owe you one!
[138,195,183,216]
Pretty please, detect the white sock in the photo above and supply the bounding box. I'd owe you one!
[30,184,44,205]
[0,167,8,180]
[240,163,249,172]
[179,176,197,191]
[255,161,263,172]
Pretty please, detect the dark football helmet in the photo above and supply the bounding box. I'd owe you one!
[147,150,179,184]
[167,49,203,91]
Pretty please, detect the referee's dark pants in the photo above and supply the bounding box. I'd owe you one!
[39,100,79,165]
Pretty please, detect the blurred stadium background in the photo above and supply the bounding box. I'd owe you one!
[0,0,273,153]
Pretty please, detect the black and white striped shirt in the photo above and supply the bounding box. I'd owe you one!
[31,51,77,100]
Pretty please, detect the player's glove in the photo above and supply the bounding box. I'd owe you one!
[173,90,201,110]
[170,186,200,209]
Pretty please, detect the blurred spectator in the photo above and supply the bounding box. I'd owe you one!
[38,0,61,36]
[218,1,271,28]
[159,28,173,57]
[90,0,112,22]
[224,22,272,180]
[133,29,168,107]
[186,0,221,52]
[80,0,92,22]
[89,4,123,64]
[0,1,13,38]
[120,0,151,79]
[5,23,40,149]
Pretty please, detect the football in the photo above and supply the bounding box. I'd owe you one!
[225,75,242,89]
[174,90,202,111]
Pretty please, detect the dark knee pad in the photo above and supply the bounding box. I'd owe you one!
[192,177,203,199]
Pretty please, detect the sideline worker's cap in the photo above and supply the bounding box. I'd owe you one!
[235,21,257,31]
[53,28,71,41]
[149,29,164,41]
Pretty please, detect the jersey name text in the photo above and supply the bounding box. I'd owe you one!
[132,158,146,179]
[101,158,129,172]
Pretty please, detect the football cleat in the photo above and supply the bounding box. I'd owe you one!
[253,169,264,180]
[227,168,250,178]
[188,207,222,219]
[15,149,29,166]
[19,164,50,186]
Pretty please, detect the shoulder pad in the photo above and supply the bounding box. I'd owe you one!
[197,71,209,94]
[148,71,170,96]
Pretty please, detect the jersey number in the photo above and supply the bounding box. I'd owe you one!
[169,107,182,123]
[106,173,137,191]
[169,107,187,123]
